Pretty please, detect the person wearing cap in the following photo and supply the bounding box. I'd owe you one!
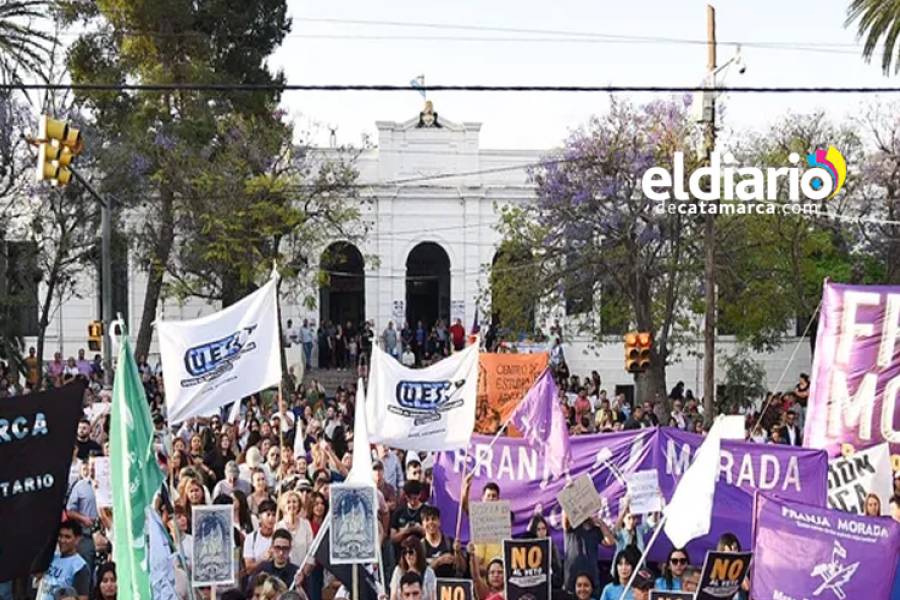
[244,499,278,573]
[37,520,90,600]
[213,460,251,498]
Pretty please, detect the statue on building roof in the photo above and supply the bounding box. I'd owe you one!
[416,100,442,128]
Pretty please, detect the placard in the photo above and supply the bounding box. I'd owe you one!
[192,505,235,587]
[469,500,511,544]
[557,474,604,527]
[625,469,662,515]
[92,456,112,508]
[695,551,752,600]
[649,592,694,600]
[827,442,892,515]
[503,538,550,600]
[436,579,473,600]
[330,483,379,564]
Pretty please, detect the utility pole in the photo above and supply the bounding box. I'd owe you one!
[70,167,114,388]
[703,4,717,425]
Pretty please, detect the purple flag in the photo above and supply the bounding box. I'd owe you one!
[509,369,570,474]
[433,428,827,562]
[752,492,900,600]
[806,281,900,456]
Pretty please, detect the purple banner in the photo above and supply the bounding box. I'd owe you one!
[751,492,900,600]
[433,428,827,562]
[806,281,900,457]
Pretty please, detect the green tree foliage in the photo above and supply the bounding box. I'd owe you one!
[846,0,900,75]
[59,0,328,357]
[716,112,879,353]
[494,97,705,400]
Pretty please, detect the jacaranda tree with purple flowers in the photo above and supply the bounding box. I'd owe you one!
[494,97,705,401]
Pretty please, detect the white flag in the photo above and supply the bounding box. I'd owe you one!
[828,442,893,515]
[366,342,478,451]
[663,415,744,548]
[347,379,374,484]
[159,277,281,423]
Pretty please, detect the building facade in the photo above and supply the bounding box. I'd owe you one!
[26,103,812,395]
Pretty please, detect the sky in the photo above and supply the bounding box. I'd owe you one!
[269,0,897,151]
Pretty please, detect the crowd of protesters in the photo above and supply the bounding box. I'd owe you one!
[1,326,899,600]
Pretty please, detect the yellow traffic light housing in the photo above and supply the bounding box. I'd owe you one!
[34,115,83,186]
[38,115,83,155]
[88,320,103,352]
[624,331,653,373]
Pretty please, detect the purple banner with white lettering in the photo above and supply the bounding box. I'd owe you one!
[806,281,900,457]
[751,492,900,600]
[433,428,827,562]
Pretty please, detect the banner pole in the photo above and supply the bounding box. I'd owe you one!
[453,451,471,541]
[618,512,667,600]
[352,564,359,600]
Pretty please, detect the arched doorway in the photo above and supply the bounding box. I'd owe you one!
[405,242,450,327]
[319,242,365,327]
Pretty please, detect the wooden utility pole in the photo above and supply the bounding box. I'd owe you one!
[703,4,717,425]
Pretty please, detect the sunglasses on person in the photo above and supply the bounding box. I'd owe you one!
[670,557,688,565]
[402,548,417,556]
[273,544,291,553]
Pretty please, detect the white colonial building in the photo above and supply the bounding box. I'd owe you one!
[23,103,811,396]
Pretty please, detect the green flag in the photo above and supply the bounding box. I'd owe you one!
[110,333,164,599]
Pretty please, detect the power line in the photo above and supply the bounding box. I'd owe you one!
[8,83,900,93]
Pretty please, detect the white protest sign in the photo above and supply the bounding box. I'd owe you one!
[557,474,604,527]
[92,456,112,508]
[626,469,662,515]
[469,500,511,544]
[827,443,892,515]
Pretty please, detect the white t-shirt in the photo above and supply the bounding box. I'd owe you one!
[275,517,315,567]
[242,529,273,564]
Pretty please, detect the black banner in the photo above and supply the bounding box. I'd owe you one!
[649,592,694,600]
[503,538,550,600]
[0,381,85,580]
[696,551,752,600]
[436,579,473,600]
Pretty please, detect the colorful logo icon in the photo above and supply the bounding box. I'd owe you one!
[806,146,846,199]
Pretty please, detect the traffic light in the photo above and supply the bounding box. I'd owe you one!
[35,115,83,186]
[624,331,653,373]
[88,320,103,352]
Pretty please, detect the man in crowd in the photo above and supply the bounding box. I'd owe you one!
[246,528,299,592]
[65,460,98,575]
[390,480,427,555]
[74,420,102,460]
[38,521,90,600]
[212,460,251,498]
[420,506,465,577]
[449,318,466,352]
[244,499,278,573]
[299,319,315,370]
[779,410,803,446]
[399,572,424,600]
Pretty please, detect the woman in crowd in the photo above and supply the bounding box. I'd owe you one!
[864,493,882,517]
[248,467,273,516]
[612,498,653,573]
[304,491,329,600]
[276,490,314,569]
[525,515,564,590]
[574,572,599,600]
[390,536,436,600]
[470,555,505,600]
[716,533,750,600]
[599,550,637,600]
[656,548,690,591]
[252,572,288,600]
[92,562,117,600]
[205,433,237,482]
[232,489,256,545]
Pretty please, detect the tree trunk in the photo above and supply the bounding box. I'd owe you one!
[135,187,175,359]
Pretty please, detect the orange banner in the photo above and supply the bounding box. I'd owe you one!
[475,352,549,434]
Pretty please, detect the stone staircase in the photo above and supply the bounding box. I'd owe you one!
[302,368,357,394]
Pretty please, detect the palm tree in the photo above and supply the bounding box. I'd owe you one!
[847,0,900,75]
[0,1,54,83]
